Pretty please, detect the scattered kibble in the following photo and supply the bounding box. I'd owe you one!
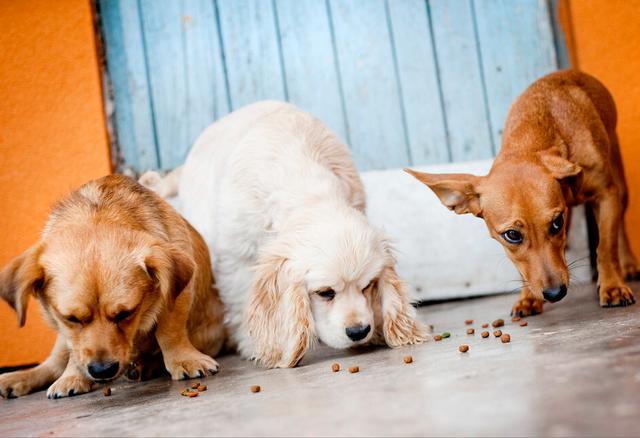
[493,329,503,337]
[428,324,434,331]
[102,386,111,397]
[348,366,360,373]
[481,331,489,338]
[481,323,489,328]
[492,319,505,328]
[181,389,198,398]
[331,363,340,372]
[441,332,451,339]
[250,385,261,393]
[464,319,474,325]
[501,333,511,343]
[403,355,413,364]
[197,384,207,392]
[466,328,475,335]
[191,382,200,389]
[458,344,469,353]
[434,335,442,341]
[519,321,528,327]
[511,316,521,322]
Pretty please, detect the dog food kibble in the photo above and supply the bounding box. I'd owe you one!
[181,389,198,398]
[458,344,469,353]
[348,366,360,373]
[493,329,502,337]
[434,335,442,341]
[197,384,208,392]
[403,355,413,364]
[501,333,511,343]
[441,332,451,339]
[481,331,489,338]
[519,321,528,327]
[481,323,489,328]
[466,328,475,335]
[331,363,341,372]
[250,385,261,393]
[511,316,521,322]
[191,382,201,389]
[492,319,505,328]
[464,319,473,325]
[103,386,111,397]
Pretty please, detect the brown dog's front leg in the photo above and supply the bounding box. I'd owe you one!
[511,286,545,317]
[594,188,636,307]
[155,291,219,380]
[0,334,69,398]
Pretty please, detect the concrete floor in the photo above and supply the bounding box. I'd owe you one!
[1,281,639,437]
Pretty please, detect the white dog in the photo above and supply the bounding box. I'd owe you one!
[142,101,427,368]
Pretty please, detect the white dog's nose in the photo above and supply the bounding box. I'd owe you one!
[345,325,371,341]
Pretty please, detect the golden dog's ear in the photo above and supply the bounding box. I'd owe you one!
[0,244,45,327]
[373,264,428,347]
[143,243,194,301]
[247,254,313,368]
[404,168,483,217]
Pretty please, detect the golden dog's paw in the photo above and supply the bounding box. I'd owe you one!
[623,262,640,282]
[0,371,36,398]
[46,375,93,399]
[599,284,636,307]
[165,351,219,380]
[511,297,544,317]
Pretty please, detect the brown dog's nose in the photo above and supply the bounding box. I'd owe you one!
[346,324,371,342]
[543,285,567,303]
[87,361,119,380]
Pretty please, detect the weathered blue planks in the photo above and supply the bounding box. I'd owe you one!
[473,0,558,150]
[100,0,158,170]
[216,0,286,109]
[387,0,449,165]
[328,0,409,170]
[99,0,564,173]
[429,0,494,161]
[274,0,348,144]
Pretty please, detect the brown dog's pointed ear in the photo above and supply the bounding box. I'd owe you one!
[404,168,483,217]
[247,254,313,368]
[0,244,45,327]
[143,244,194,301]
[538,152,583,199]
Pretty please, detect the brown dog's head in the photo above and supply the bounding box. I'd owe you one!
[0,226,193,383]
[405,152,582,302]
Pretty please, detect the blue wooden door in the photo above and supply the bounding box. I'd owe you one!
[98,0,563,172]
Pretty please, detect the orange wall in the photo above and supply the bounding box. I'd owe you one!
[0,0,111,366]
[561,0,640,254]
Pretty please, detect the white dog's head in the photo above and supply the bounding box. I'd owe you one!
[247,203,427,368]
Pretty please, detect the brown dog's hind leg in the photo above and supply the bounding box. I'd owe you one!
[593,187,636,307]
[511,287,545,317]
[0,335,68,398]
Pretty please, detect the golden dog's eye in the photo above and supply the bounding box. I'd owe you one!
[317,289,336,301]
[550,214,564,235]
[66,315,81,324]
[113,310,132,323]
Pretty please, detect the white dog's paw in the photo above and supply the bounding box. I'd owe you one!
[165,351,219,380]
[46,375,93,399]
[0,371,37,398]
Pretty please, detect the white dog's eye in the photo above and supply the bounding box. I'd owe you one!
[362,280,374,292]
[317,289,336,301]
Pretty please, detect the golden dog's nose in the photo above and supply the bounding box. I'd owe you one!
[87,361,119,380]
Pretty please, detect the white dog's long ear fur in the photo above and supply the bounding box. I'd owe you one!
[0,244,45,327]
[373,265,429,347]
[247,254,313,368]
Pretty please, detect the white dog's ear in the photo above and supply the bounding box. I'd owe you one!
[247,254,313,368]
[143,243,194,302]
[0,243,45,327]
[373,265,428,346]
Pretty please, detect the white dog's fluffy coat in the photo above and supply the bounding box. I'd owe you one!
[146,101,427,367]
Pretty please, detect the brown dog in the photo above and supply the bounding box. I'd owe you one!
[406,70,639,316]
[0,175,225,398]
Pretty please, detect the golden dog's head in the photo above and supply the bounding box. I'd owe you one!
[0,225,193,383]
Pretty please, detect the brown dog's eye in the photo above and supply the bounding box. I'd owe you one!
[550,214,564,235]
[501,229,523,244]
[66,315,81,324]
[114,310,132,323]
[317,289,336,301]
